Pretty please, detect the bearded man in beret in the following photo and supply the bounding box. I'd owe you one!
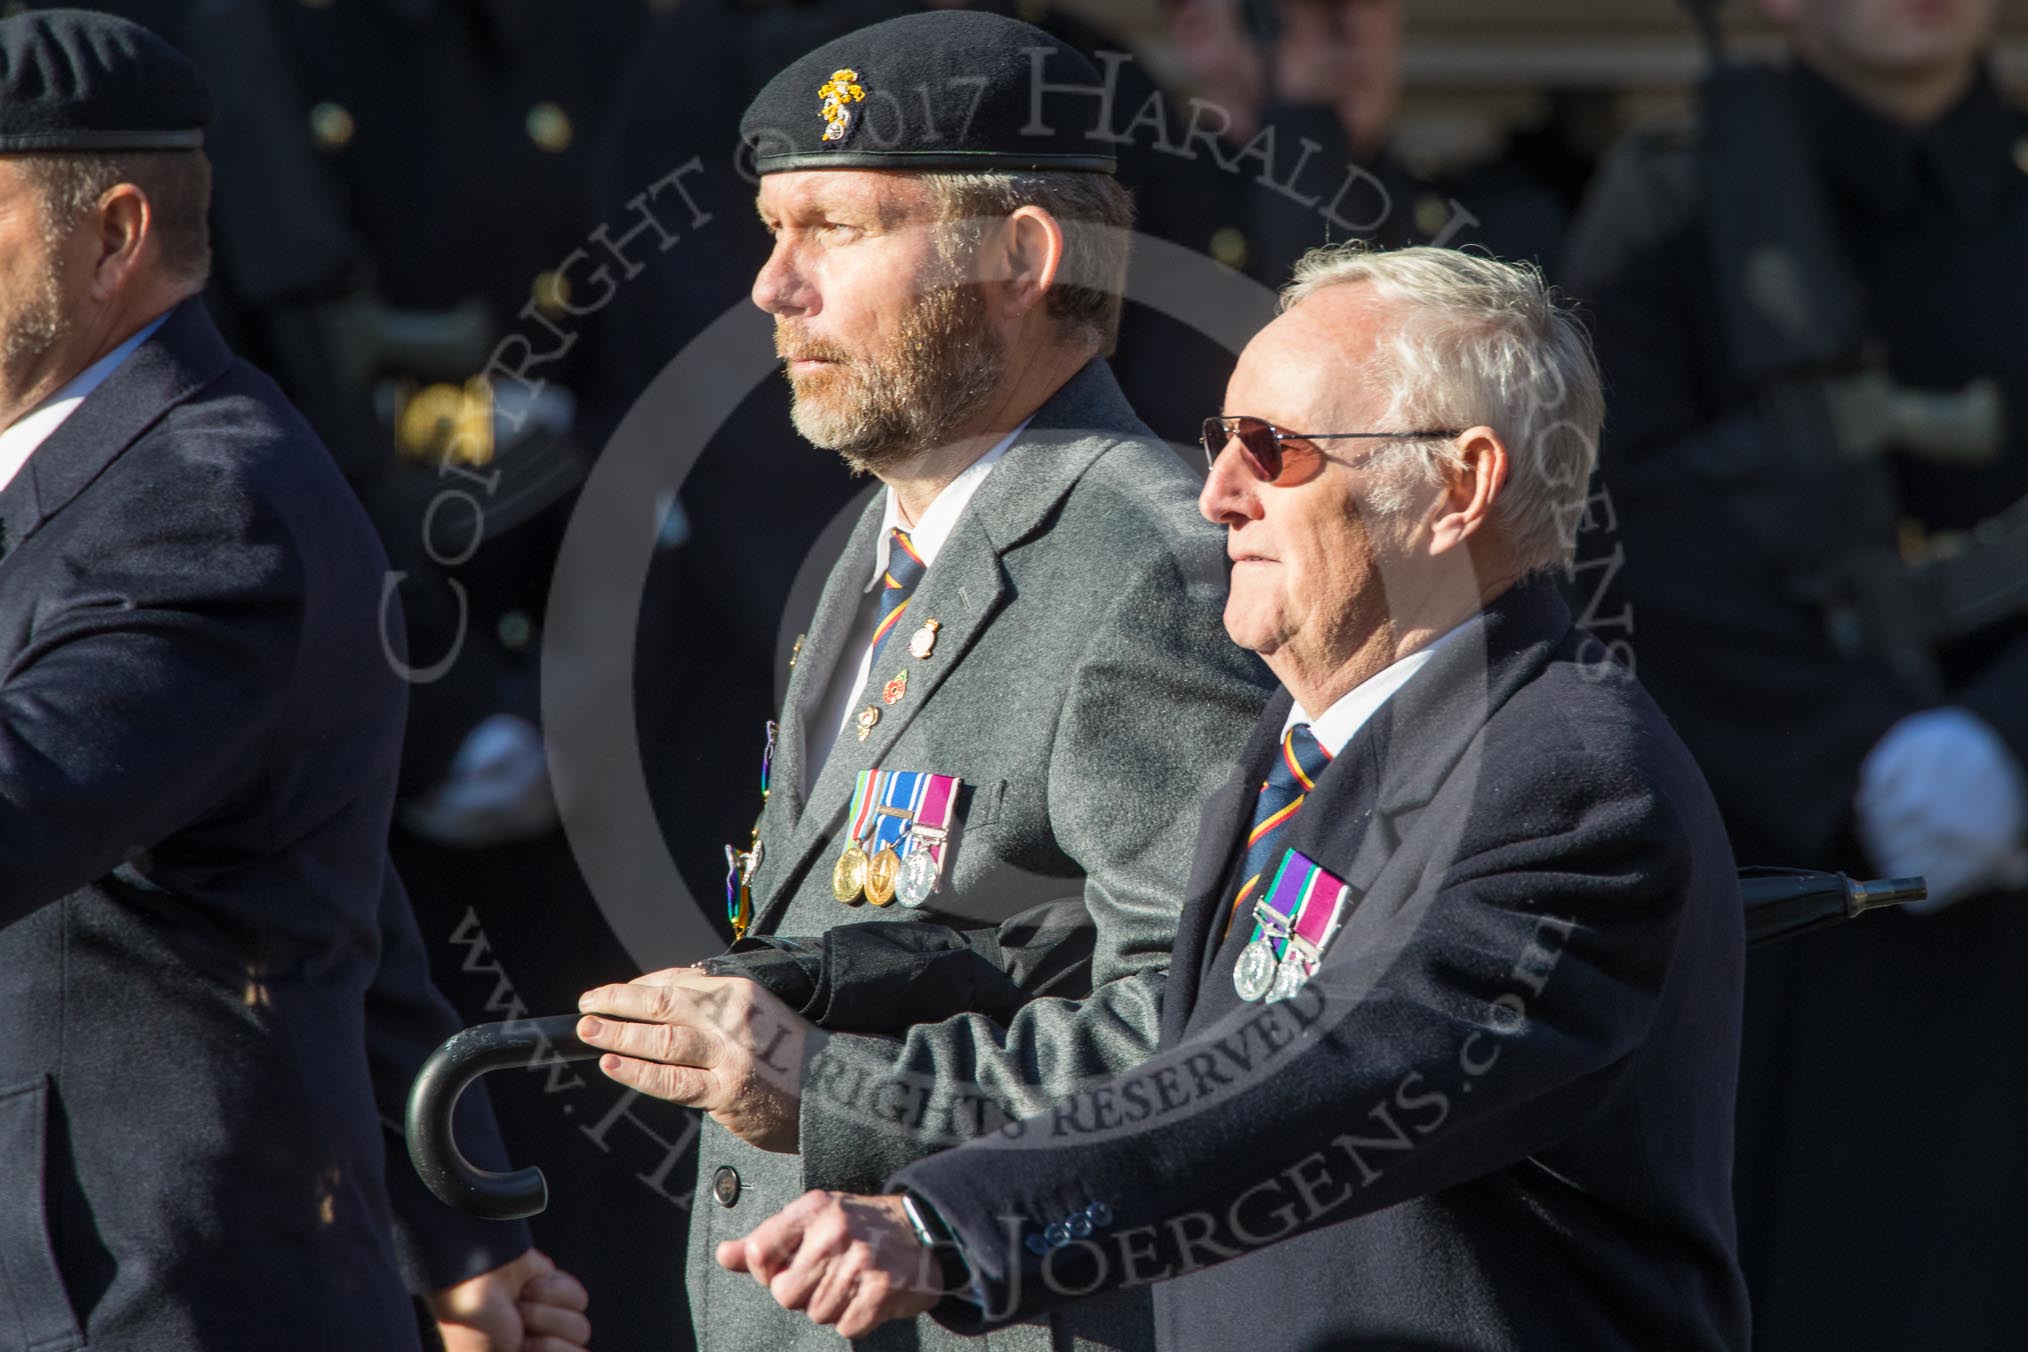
[575,9,1272,1351]
[0,11,587,1350]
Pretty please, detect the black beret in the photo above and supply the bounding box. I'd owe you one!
[0,8,210,154]
[741,9,1116,176]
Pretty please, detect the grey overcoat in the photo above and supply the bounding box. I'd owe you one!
[687,359,1270,1351]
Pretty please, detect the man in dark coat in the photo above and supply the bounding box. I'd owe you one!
[1564,0,2028,1344]
[0,12,585,1350]
[711,246,1752,1349]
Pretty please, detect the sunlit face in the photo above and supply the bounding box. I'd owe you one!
[1199,285,1422,683]
[0,160,72,427]
[752,169,1003,473]
[1768,0,1996,82]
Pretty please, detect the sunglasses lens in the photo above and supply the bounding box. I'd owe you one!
[1235,419,1282,481]
[1203,418,1284,482]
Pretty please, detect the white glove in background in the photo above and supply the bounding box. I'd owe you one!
[1857,708,2028,913]
[401,713,560,849]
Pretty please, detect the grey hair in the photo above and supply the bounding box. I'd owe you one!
[19,149,213,287]
[919,170,1135,356]
[1280,243,1602,575]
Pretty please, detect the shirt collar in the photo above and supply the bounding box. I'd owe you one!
[1792,58,2022,227]
[864,419,1029,590]
[1284,617,1478,759]
[0,312,170,494]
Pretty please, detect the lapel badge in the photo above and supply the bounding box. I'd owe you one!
[788,632,805,671]
[908,617,941,660]
[855,705,881,741]
[882,669,908,705]
[818,68,866,144]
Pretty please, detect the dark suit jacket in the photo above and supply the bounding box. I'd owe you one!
[0,301,527,1352]
[897,581,1751,1351]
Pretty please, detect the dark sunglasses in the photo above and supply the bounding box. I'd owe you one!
[1201,415,1464,485]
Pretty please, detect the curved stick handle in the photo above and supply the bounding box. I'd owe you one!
[405,1013,597,1220]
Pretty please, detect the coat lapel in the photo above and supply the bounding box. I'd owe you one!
[750,360,1150,931]
[1168,689,1293,1034]
[772,492,884,820]
[0,300,229,566]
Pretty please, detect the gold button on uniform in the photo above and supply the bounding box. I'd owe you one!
[1414,194,1451,239]
[309,101,355,151]
[526,101,573,153]
[1209,226,1249,270]
[531,269,572,316]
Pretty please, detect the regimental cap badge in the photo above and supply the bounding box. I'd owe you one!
[818,68,865,144]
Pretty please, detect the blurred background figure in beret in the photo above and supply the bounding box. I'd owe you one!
[0,9,589,1351]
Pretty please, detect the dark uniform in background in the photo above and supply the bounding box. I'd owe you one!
[1114,0,1568,447]
[1567,59,2028,1351]
[63,1,698,1346]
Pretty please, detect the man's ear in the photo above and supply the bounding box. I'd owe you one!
[983,204,1065,322]
[1425,426,1507,557]
[87,182,152,303]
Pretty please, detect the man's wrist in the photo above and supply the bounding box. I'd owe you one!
[898,1190,982,1308]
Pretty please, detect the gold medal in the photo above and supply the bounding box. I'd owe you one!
[856,705,880,742]
[908,618,941,660]
[865,847,901,905]
[832,841,869,904]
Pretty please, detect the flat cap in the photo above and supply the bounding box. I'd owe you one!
[741,9,1116,176]
[0,8,210,154]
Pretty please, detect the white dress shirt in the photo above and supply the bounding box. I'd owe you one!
[1285,618,1477,759]
[807,421,1028,783]
[0,314,168,493]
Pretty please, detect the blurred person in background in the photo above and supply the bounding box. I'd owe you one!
[10,0,704,1345]
[0,10,585,1350]
[1566,0,2028,1345]
[1118,0,1568,445]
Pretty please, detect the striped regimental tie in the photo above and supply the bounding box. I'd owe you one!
[1226,723,1334,935]
[866,527,926,665]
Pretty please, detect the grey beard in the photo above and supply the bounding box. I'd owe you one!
[0,261,68,379]
[785,286,1006,475]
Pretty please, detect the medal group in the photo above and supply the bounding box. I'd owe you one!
[1234,850,1356,1003]
[726,613,955,937]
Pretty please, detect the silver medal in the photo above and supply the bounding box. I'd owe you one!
[1233,938,1279,1002]
[1266,957,1310,1003]
[896,848,940,908]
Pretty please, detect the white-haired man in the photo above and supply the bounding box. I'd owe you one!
[715,245,1753,1350]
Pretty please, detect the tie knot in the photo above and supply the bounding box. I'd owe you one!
[884,528,926,592]
[1265,723,1331,794]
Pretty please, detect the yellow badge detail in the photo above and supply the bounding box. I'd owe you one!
[819,68,866,144]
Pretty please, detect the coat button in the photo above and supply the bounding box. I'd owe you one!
[711,1165,741,1208]
[309,101,356,151]
[527,101,574,153]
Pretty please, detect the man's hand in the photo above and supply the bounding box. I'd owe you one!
[430,1247,590,1352]
[716,1189,941,1339]
[1858,708,2028,911]
[578,968,819,1153]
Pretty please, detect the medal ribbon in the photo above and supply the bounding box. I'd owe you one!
[846,768,886,845]
[870,769,930,853]
[1246,850,1352,960]
[906,774,959,862]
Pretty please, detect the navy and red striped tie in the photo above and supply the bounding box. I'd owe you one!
[1226,723,1333,935]
[866,527,926,666]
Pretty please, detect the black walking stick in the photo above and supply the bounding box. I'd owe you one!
[407,869,1926,1217]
